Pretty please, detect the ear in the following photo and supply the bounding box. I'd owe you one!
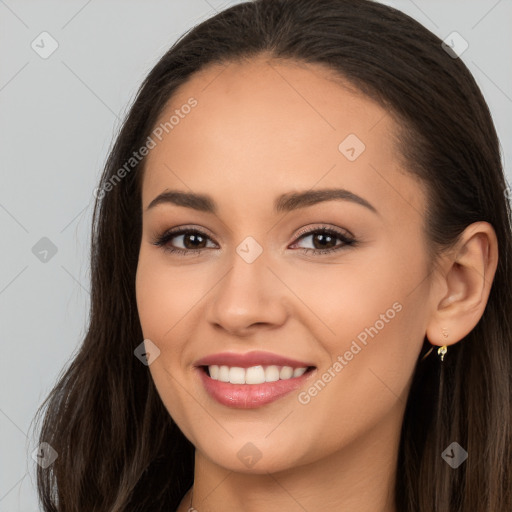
[425,221,499,347]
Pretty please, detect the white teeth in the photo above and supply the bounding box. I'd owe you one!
[280,366,293,379]
[293,367,307,377]
[209,365,220,380]
[229,367,246,384]
[246,365,265,384]
[207,364,310,383]
[218,365,230,382]
[265,365,280,382]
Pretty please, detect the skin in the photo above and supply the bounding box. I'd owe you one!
[135,55,498,512]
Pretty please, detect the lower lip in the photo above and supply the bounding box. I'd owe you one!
[197,367,316,409]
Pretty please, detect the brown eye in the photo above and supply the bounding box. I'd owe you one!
[152,228,217,256]
[153,225,357,257]
[291,226,356,255]
[180,232,208,249]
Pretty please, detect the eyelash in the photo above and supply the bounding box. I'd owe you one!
[151,224,357,257]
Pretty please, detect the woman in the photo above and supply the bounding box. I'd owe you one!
[34,0,512,510]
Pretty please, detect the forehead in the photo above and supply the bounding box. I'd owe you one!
[141,56,426,224]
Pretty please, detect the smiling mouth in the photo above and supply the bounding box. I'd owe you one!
[200,364,316,384]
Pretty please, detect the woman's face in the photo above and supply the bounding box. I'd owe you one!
[136,56,434,473]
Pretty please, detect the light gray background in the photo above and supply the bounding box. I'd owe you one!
[1,0,511,510]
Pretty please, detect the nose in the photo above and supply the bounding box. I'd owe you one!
[206,243,289,336]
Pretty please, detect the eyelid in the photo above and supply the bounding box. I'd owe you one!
[156,223,353,243]
[152,223,357,256]
[293,223,354,240]
[155,224,219,243]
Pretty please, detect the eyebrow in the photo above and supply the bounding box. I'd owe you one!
[146,188,378,215]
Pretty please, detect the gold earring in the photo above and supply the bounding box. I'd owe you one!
[420,329,449,362]
[438,329,449,361]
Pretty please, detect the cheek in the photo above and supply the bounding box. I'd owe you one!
[279,249,409,341]
[135,251,196,424]
[135,260,168,338]
[135,249,194,339]
[290,242,428,379]
[294,298,425,459]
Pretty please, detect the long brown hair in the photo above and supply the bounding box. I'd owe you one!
[33,0,512,510]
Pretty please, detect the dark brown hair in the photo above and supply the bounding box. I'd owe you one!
[33,0,512,510]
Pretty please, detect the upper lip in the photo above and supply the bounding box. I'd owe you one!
[194,350,315,369]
